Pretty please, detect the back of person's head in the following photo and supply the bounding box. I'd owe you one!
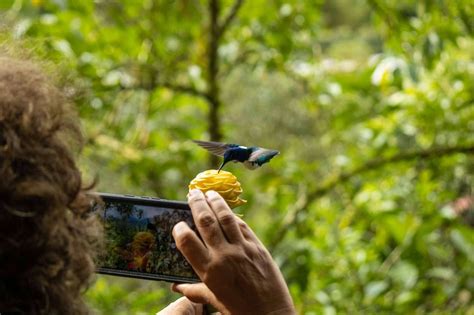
[0,53,102,314]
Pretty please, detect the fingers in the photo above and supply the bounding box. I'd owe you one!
[205,190,243,243]
[173,221,210,274]
[156,296,203,315]
[188,189,226,247]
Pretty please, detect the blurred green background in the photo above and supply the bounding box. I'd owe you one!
[1,0,473,314]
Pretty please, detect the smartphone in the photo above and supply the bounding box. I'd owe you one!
[91,192,200,283]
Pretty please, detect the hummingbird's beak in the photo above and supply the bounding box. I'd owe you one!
[217,160,227,173]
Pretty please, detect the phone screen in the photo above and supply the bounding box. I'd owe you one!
[93,194,199,283]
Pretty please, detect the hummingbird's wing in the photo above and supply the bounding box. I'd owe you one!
[193,140,236,157]
[249,148,280,165]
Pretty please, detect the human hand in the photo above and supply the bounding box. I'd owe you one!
[172,189,296,315]
[156,296,203,315]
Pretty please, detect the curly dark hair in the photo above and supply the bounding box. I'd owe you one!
[0,55,102,314]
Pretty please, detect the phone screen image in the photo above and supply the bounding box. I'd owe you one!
[93,193,200,283]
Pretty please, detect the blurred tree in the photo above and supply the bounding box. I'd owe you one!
[1,0,473,313]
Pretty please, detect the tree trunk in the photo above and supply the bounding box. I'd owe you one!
[207,0,222,168]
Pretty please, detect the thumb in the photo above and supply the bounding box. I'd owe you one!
[172,283,215,305]
[172,283,227,313]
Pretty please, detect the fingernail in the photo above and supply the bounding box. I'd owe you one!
[205,190,219,197]
[173,221,187,237]
[189,189,201,197]
[171,283,182,293]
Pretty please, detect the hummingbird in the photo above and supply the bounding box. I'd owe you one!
[193,140,280,172]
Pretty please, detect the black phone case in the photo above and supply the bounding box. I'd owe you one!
[94,192,200,283]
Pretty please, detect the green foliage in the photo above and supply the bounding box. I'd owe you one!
[1,0,473,313]
[85,275,180,315]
